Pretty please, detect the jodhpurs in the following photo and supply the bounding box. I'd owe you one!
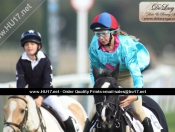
[43,95,72,121]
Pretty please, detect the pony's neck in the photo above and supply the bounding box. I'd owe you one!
[25,96,40,131]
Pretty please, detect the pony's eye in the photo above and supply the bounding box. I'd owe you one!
[20,109,25,114]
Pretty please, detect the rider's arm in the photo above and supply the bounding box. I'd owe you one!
[89,45,100,86]
[35,96,44,107]
[125,53,142,100]
[123,41,144,88]
[16,59,27,88]
[39,57,53,99]
[125,56,143,88]
[42,57,53,88]
[90,62,100,86]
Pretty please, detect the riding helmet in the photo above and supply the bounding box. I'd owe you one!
[90,12,119,31]
[21,30,42,47]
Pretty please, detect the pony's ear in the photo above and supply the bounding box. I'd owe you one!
[9,85,14,88]
[92,66,100,82]
[25,84,28,88]
[111,63,120,80]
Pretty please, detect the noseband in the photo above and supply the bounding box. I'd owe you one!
[4,96,28,132]
[95,96,122,129]
[4,96,44,132]
[94,76,122,129]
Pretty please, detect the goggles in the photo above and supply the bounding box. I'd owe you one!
[94,29,118,38]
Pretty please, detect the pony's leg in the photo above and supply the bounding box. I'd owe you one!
[83,104,96,132]
[43,95,79,132]
[89,104,96,121]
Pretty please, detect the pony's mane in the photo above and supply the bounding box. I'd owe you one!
[101,71,112,77]
[8,95,26,99]
[8,95,35,105]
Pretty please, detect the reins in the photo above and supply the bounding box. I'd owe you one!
[95,95,122,129]
[36,105,46,132]
[4,95,46,132]
[4,96,28,132]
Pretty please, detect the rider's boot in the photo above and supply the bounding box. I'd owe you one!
[64,116,79,132]
[142,117,154,132]
[83,118,91,132]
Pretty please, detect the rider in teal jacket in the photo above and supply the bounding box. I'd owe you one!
[89,34,150,87]
[84,12,154,132]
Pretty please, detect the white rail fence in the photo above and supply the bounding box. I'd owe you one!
[0,73,92,88]
[143,64,175,88]
[143,64,175,113]
[0,64,175,113]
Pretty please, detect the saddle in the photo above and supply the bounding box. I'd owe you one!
[119,96,161,132]
[90,96,161,132]
[41,103,66,131]
[119,96,160,122]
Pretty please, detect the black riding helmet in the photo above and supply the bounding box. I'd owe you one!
[21,30,42,48]
[21,30,42,60]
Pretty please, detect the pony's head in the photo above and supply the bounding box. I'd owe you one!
[3,95,29,132]
[92,64,125,131]
[94,95,121,131]
[93,63,120,88]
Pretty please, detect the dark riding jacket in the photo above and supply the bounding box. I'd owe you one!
[16,51,53,99]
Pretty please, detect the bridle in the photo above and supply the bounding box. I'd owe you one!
[95,95,122,129]
[4,95,45,132]
[4,96,28,132]
[95,77,118,86]
[94,76,123,129]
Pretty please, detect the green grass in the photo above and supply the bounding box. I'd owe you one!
[165,112,175,132]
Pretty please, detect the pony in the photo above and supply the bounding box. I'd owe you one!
[91,64,168,132]
[3,95,87,132]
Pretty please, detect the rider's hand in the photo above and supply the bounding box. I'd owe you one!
[35,96,43,107]
[119,95,137,108]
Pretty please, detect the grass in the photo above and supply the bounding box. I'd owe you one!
[165,112,175,132]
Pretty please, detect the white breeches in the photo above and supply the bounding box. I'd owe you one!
[43,95,70,121]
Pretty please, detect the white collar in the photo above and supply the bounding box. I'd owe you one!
[21,51,46,61]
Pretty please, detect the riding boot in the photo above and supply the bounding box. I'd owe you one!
[83,118,91,132]
[64,116,79,132]
[142,117,154,132]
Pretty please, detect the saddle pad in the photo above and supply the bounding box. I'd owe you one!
[125,106,163,132]
[41,103,66,131]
